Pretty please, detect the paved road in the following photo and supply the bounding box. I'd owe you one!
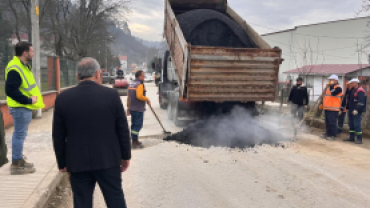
[47,82,370,208]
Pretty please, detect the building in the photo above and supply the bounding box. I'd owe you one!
[285,64,370,101]
[119,56,128,71]
[262,17,370,82]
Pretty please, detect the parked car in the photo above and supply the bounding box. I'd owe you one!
[113,74,129,96]
[102,72,112,84]
[144,73,153,82]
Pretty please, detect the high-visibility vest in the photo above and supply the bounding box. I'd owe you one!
[5,56,45,110]
[323,84,343,111]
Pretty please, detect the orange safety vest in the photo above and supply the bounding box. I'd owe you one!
[323,84,343,111]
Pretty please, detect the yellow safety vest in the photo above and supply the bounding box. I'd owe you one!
[5,56,45,110]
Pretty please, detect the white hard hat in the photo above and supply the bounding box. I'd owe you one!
[349,78,360,84]
[328,74,339,81]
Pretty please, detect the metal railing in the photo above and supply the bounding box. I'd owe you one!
[60,58,77,88]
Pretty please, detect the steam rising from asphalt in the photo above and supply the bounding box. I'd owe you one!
[165,106,290,148]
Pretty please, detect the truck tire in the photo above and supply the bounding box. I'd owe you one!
[167,92,175,120]
[177,9,255,48]
[173,98,183,127]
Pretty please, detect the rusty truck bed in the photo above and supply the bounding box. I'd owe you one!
[165,0,283,102]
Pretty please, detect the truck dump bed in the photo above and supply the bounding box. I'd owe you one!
[165,0,283,102]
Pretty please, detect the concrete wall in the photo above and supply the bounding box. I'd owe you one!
[0,91,58,128]
[263,17,369,81]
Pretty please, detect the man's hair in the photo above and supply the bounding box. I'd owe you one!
[15,42,32,57]
[77,57,101,80]
[135,70,144,78]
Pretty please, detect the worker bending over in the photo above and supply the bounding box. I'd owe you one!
[127,70,151,148]
[321,74,343,140]
[344,78,367,144]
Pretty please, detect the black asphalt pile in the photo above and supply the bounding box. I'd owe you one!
[164,107,286,149]
[177,9,256,48]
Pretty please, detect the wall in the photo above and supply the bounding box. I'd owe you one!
[1,91,58,128]
[262,17,369,81]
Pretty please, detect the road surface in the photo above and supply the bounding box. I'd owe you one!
[49,83,370,208]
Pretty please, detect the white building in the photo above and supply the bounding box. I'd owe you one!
[119,56,128,71]
[285,64,370,101]
[262,17,370,82]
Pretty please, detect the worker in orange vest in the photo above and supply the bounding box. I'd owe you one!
[321,74,343,140]
[338,82,352,134]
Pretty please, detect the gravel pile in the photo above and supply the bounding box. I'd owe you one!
[177,9,256,48]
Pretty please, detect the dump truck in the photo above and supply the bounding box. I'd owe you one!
[158,0,283,126]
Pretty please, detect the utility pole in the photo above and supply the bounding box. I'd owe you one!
[105,36,108,72]
[31,0,42,118]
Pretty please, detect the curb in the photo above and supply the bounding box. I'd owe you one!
[22,163,66,208]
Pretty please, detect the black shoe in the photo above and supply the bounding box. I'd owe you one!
[132,140,144,149]
[355,140,363,144]
[343,138,355,142]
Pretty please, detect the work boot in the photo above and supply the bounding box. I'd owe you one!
[326,136,336,141]
[132,140,144,149]
[320,134,328,139]
[343,138,355,142]
[11,157,36,175]
[355,140,363,144]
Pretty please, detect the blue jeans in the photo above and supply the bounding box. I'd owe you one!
[130,111,144,141]
[348,112,363,141]
[9,108,32,161]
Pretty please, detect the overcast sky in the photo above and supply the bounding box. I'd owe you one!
[127,0,365,41]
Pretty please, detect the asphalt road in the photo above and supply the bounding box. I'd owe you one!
[49,83,370,208]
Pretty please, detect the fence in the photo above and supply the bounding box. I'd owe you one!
[0,54,77,100]
[60,58,77,88]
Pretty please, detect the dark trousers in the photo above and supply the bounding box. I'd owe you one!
[70,167,127,208]
[325,110,339,137]
[348,112,363,141]
[337,112,347,133]
[130,111,144,140]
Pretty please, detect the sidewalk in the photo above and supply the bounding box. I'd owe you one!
[0,109,64,208]
[0,83,182,208]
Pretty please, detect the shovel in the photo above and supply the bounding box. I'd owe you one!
[148,104,172,135]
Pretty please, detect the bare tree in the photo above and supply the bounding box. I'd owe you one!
[42,0,131,61]
[290,38,325,86]
[4,0,51,42]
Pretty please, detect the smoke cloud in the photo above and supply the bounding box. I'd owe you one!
[165,106,290,148]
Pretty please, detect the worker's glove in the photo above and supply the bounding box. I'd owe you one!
[338,111,342,116]
[352,110,358,116]
[319,104,323,110]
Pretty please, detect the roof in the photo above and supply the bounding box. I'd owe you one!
[262,16,368,36]
[119,56,127,61]
[11,33,29,41]
[284,64,370,75]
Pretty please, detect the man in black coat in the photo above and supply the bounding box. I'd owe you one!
[52,57,131,208]
[288,77,309,125]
